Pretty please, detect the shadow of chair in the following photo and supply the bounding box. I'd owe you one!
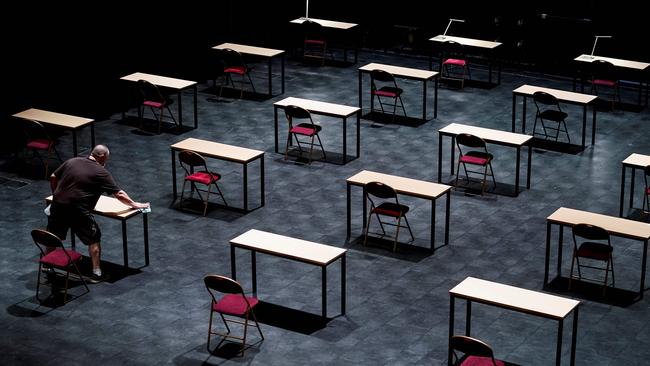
[450,335,506,366]
[532,91,570,143]
[217,48,256,99]
[21,119,63,178]
[363,181,414,252]
[569,223,615,296]
[31,229,89,304]
[284,105,326,164]
[454,133,496,196]
[442,40,471,89]
[203,274,263,356]
[178,150,228,216]
[137,79,177,134]
[370,69,406,123]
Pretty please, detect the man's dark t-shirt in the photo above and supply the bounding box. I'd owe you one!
[52,157,121,210]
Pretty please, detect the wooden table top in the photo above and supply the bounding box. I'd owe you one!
[439,123,532,146]
[622,153,650,168]
[46,195,141,219]
[290,17,357,30]
[121,72,197,89]
[275,97,359,117]
[230,229,346,266]
[347,170,451,199]
[513,84,597,104]
[547,207,650,240]
[450,276,579,319]
[212,43,284,58]
[171,138,263,164]
[359,62,438,80]
[13,108,93,129]
[574,54,650,71]
[429,35,502,49]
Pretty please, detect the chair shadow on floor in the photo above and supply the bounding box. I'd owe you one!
[363,111,428,127]
[13,256,142,310]
[172,342,261,365]
[7,297,56,316]
[115,115,192,136]
[200,85,271,102]
[208,341,262,359]
[545,276,639,307]
[269,148,339,166]
[345,235,433,262]
[253,301,329,335]
[172,198,248,220]
[530,137,585,155]
[443,177,513,199]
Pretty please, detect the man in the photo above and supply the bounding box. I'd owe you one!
[47,144,149,283]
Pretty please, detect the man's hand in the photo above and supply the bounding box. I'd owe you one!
[133,202,150,209]
[114,190,149,210]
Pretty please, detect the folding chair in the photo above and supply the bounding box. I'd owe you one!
[454,133,496,195]
[137,79,178,134]
[569,223,615,296]
[178,150,228,216]
[22,119,63,178]
[31,229,89,304]
[370,69,406,122]
[450,335,506,366]
[442,41,471,89]
[204,274,264,355]
[218,48,256,99]
[532,91,570,142]
[363,181,414,252]
[284,105,326,164]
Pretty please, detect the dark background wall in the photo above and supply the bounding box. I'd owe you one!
[1,1,644,125]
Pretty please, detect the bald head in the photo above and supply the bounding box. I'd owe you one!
[91,145,110,166]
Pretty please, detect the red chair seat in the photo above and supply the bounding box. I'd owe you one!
[593,79,616,87]
[224,66,247,75]
[459,355,506,366]
[290,126,317,136]
[143,100,164,108]
[460,155,489,166]
[26,139,52,150]
[213,293,259,316]
[374,90,399,98]
[646,187,650,194]
[40,248,82,268]
[576,242,613,261]
[372,202,409,217]
[444,58,467,66]
[185,171,221,185]
[305,39,325,45]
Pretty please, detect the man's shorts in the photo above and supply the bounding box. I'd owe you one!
[47,202,101,245]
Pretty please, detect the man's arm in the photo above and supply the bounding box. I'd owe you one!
[113,190,149,209]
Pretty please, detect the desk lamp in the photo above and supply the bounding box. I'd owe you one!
[588,35,612,58]
[441,18,465,40]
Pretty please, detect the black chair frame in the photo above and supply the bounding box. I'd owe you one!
[284,105,326,164]
[204,274,264,356]
[569,223,615,295]
[178,150,228,216]
[363,181,414,252]
[454,133,496,196]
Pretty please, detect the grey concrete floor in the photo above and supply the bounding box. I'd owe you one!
[1,48,650,365]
